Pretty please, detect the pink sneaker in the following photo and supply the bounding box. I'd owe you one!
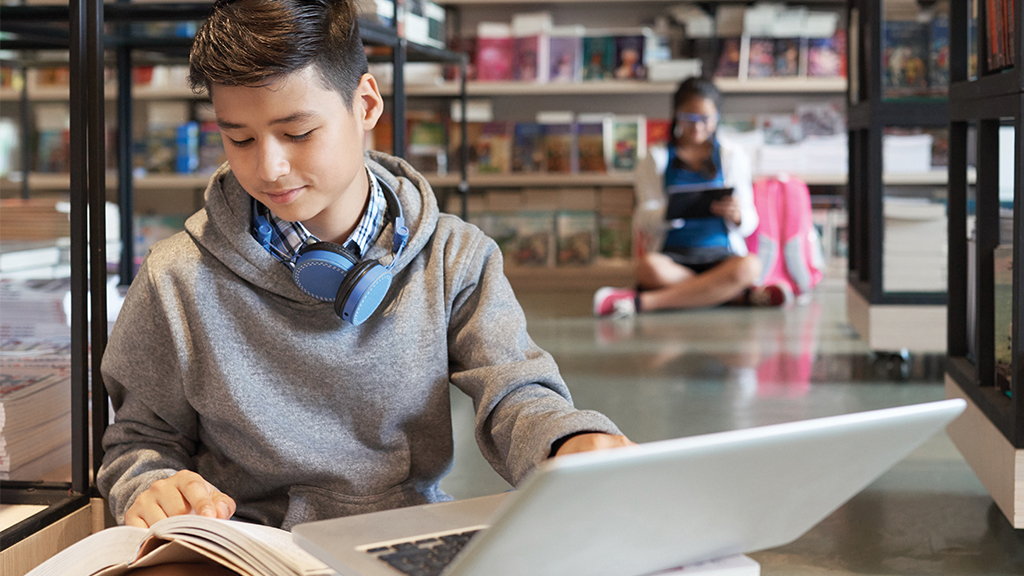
[749,283,793,307]
[593,287,638,318]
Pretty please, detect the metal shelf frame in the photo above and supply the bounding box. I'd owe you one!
[945,0,1023,449]
[845,0,950,309]
[0,0,468,552]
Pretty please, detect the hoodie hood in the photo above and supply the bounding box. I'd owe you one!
[184,150,439,306]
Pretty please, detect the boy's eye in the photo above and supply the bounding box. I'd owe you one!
[289,130,314,142]
[228,137,253,148]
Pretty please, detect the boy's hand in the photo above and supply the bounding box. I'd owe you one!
[125,470,236,528]
[553,433,636,457]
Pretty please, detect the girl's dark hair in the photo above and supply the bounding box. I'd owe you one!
[668,77,722,149]
[189,0,369,108]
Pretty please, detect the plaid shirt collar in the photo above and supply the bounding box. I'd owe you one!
[252,168,387,267]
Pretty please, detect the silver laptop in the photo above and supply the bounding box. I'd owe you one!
[293,399,966,576]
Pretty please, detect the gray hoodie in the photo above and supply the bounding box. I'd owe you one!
[97,151,621,528]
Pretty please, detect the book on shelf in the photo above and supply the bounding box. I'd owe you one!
[575,113,611,174]
[198,121,226,174]
[613,33,647,80]
[539,111,577,174]
[608,115,646,173]
[772,38,804,77]
[517,189,557,267]
[511,122,545,173]
[647,118,672,149]
[475,121,513,174]
[406,110,447,174]
[994,244,1012,395]
[35,102,70,174]
[511,11,552,82]
[28,514,334,576]
[807,30,846,77]
[556,188,598,265]
[582,33,617,80]
[141,101,192,175]
[476,22,514,81]
[882,20,930,98]
[745,37,777,79]
[714,37,742,78]
[929,15,950,89]
[598,187,634,263]
[548,26,584,83]
[485,190,522,262]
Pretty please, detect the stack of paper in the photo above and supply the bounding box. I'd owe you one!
[0,277,73,481]
[883,198,947,292]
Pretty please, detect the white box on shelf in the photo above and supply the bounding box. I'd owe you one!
[882,133,934,174]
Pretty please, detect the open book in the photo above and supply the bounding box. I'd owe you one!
[28,515,337,576]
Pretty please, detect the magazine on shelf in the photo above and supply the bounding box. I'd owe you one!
[714,37,742,78]
[575,113,611,173]
[475,22,513,81]
[608,115,646,172]
[807,31,846,77]
[613,34,646,79]
[746,37,777,78]
[772,38,804,77]
[556,188,598,265]
[476,121,513,174]
[548,26,584,83]
[512,122,545,173]
[882,20,930,97]
[539,112,576,173]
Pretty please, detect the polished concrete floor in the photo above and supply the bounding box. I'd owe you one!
[439,275,1024,575]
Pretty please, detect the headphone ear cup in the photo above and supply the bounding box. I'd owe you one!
[334,259,393,325]
[292,242,358,302]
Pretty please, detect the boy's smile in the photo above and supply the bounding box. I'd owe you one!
[211,66,383,244]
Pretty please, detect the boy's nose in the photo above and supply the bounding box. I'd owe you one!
[257,140,290,182]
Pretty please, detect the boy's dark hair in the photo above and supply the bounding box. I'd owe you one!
[189,0,369,107]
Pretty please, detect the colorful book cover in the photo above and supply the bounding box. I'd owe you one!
[512,122,545,173]
[476,23,513,81]
[542,121,576,173]
[448,120,481,174]
[772,38,802,77]
[882,20,930,96]
[598,212,632,262]
[175,121,199,174]
[746,37,776,78]
[714,37,742,78]
[513,35,544,82]
[608,115,645,172]
[556,211,597,265]
[582,35,616,80]
[406,111,447,174]
[548,32,582,82]
[475,121,512,174]
[646,118,672,148]
[515,212,555,266]
[613,35,646,79]
[198,121,226,173]
[994,244,1012,394]
[575,114,609,173]
[807,35,843,77]
[929,16,950,89]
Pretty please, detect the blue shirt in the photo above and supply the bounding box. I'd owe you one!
[663,140,730,250]
[252,167,386,266]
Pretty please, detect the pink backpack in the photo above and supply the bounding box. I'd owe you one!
[745,176,824,297]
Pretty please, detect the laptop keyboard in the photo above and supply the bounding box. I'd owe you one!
[367,529,481,576]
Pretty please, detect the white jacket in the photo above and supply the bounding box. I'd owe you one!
[633,140,758,257]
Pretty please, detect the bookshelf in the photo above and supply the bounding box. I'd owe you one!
[943,0,1023,529]
[393,77,847,97]
[844,0,952,353]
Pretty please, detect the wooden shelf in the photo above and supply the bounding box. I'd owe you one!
[0,85,204,102]
[401,77,847,98]
[1,173,211,193]
[504,263,635,292]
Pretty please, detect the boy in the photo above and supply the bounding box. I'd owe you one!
[97,0,632,532]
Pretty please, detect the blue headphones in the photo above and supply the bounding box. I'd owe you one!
[253,177,409,326]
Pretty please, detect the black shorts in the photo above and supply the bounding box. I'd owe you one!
[662,245,734,274]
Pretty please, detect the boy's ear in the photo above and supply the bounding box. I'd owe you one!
[356,73,384,131]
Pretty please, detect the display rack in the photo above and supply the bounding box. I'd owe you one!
[943,0,1023,529]
[0,2,468,570]
[844,0,950,353]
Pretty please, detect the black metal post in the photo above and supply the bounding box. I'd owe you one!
[19,65,31,199]
[393,38,407,159]
[117,41,135,285]
[976,119,1000,390]
[68,0,90,496]
[459,57,468,221]
[87,0,109,482]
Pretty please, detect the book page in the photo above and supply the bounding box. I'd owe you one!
[26,526,146,576]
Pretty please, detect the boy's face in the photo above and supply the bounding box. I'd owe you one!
[211,67,383,244]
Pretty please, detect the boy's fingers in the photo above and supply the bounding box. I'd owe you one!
[212,492,237,519]
[178,475,218,518]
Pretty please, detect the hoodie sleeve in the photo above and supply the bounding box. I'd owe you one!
[97,256,200,524]
[445,230,622,487]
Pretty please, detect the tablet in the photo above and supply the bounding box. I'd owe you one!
[664,186,734,220]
